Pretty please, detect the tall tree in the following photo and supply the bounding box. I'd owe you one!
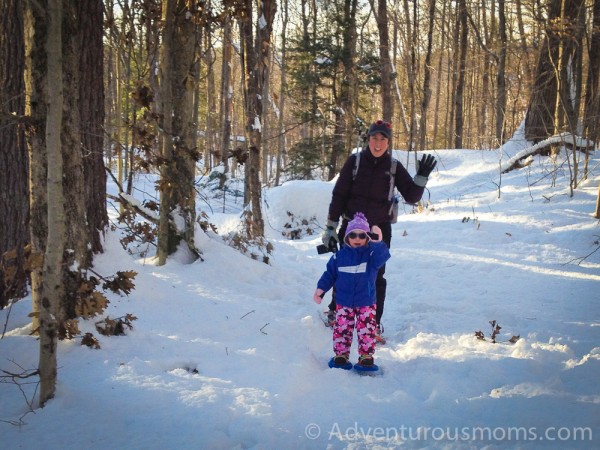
[39,0,64,406]
[24,0,49,336]
[371,0,394,123]
[559,0,586,135]
[61,0,91,322]
[78,0,107,256]
[0,0,29,308]
[454,0,468,149]
[275,0,289,186]
[204,30,218,168]
[418,0,436,151]
[157,0,176,265]
[157,0,199,264]
[219,12,234,176]
[495,0,508,143]
[400,0,417,152]
[583,0,600,149]
[329,0,358,180]
[239,0,277,238]
[583,0,599,215]
[525,0,562,143]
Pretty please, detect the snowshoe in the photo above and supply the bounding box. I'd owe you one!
[328,355,352,370]
[354,355,381,375]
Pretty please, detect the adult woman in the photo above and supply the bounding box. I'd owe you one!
[321,120,437,341]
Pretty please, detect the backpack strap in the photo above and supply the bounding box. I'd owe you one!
[387,158,397,202]
[352,152,361,181]
[387,158,398,216]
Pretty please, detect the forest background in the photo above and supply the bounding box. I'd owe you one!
[0,0,599,407]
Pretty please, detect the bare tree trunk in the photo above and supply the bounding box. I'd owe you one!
[192,23,202,173]
[515,0,534,85]
[583,0,600,155]
[446,4,458,148]
[261,44,273,184]
[219,14,233,177]
[329,0,357,180]
[157,0,176,265]
[171,0,199,254]
[454,0,468,149]
[309,0,318,144]
[0,0,29,308]
[275,0,288,186]
[558,0,585,136]
[401,0,417,152]
[239,0,276,238]
[24,0,48,336]
[104,0,116,167]
[205,32,217,169]
[78,0,107,256]
[432,0,447,148]
[478,0,492,147]
[156,0,199,263]
[525,0,561,143]
[61,0,89,322]
[559,0,585,191]
[418,0,436,151]
[39,0,65,407]
[372,0,394,123]
[495,0,508,143]
[390,2,409,137]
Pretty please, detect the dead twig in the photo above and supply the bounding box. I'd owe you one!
[240,310,255,320]
[0,361,40,426]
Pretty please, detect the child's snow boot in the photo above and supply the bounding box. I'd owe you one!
[357,354,374,368]
[333,354,349,366]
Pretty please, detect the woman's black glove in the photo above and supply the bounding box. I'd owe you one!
[413,154,437,187]
[417,154,437,177]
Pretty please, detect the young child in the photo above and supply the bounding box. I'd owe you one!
[314,212,391,369]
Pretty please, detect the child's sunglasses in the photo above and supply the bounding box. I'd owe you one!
[347,232,368,240]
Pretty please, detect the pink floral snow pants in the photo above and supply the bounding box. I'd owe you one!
[333,304,377,356]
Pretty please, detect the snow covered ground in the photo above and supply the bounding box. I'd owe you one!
[2,136,599,449]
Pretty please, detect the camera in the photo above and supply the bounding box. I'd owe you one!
[316,238,338,254]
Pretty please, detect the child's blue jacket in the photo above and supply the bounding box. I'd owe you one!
[317,241,391,308]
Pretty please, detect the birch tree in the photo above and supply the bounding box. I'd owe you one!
[39,0,64,406]
[24,0,49,337]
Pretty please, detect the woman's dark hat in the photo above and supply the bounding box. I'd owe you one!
[367,120,392,140]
